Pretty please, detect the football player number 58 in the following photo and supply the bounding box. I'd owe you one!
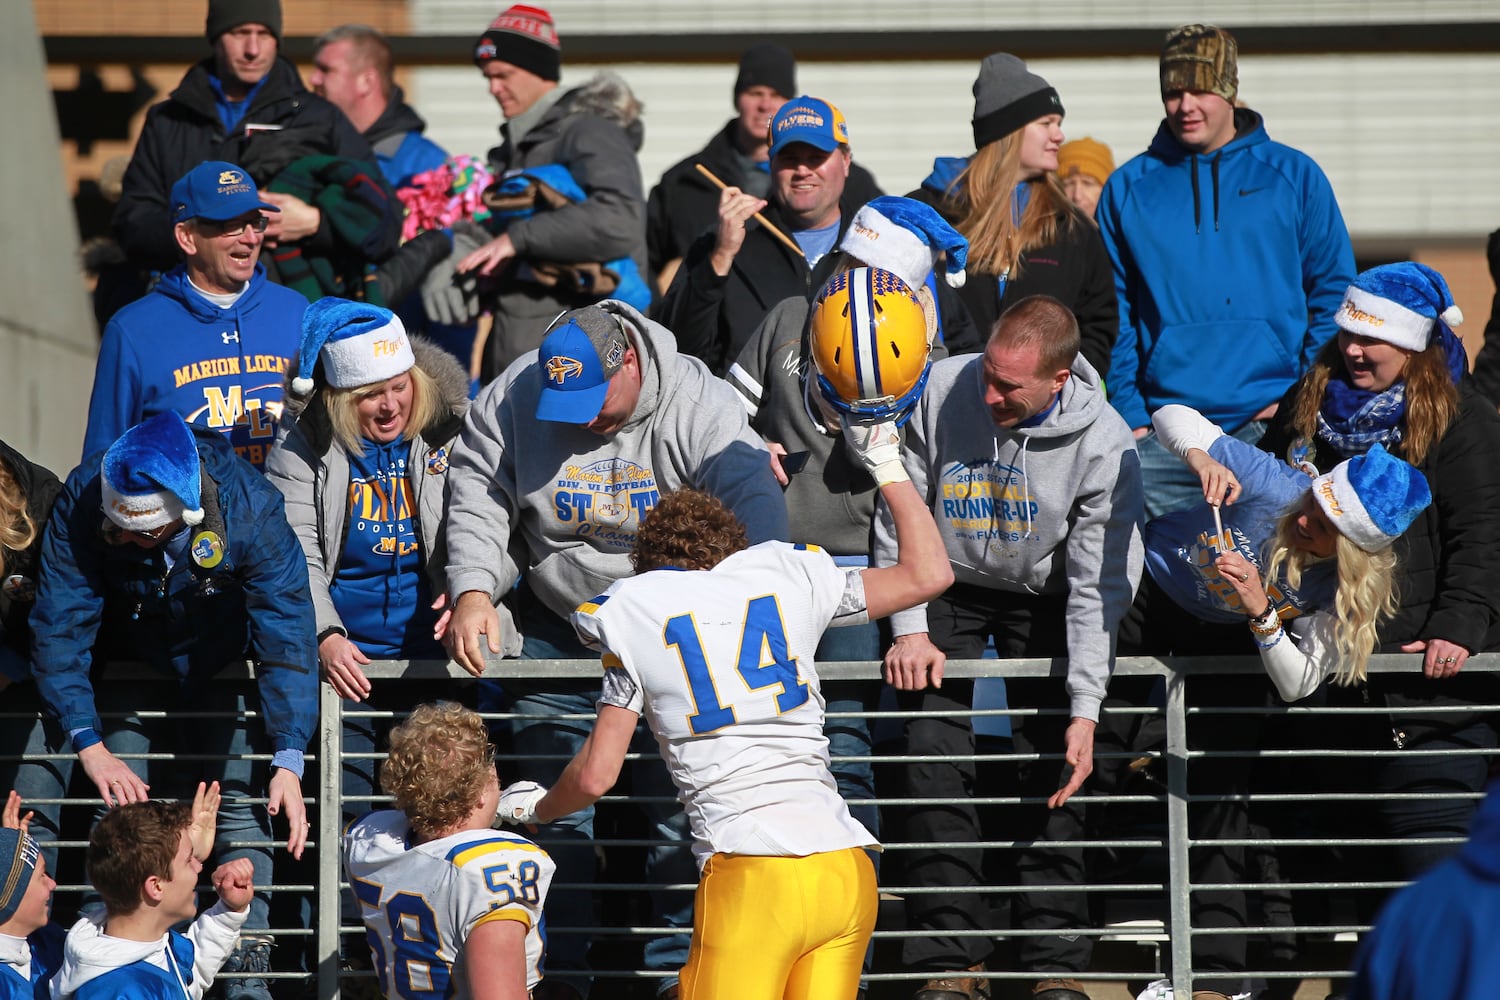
[664,596,810,735]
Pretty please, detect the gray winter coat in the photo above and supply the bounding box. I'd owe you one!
[265,339,488,644]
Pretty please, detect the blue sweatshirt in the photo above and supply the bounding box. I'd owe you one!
[0,923,62,1000]
[84,263,308,470]
[329,438,440,657]
[1144,435,1334,624]
[1098,110,1355,432]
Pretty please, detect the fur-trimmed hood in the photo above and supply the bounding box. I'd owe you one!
[559,72,646,152]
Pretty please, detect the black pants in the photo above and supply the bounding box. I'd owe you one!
[899,584,1113,974]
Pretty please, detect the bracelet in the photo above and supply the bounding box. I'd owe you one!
[317,625,348,644]
[1247,605,1280,636]
[1252,625,1285,650]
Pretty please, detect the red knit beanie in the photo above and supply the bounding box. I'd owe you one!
[473,5,561,82]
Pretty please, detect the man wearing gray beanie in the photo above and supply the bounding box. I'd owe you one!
[112,0,386,280]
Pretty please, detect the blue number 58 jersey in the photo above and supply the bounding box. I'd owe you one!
[343,812,555,998]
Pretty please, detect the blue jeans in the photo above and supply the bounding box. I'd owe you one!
[814,622,881,842]
[1136,419,1266,520]
[0,681,68,873]
[480,600,694,994]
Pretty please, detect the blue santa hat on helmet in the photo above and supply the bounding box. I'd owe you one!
[101,411,205,532]
[1335,261,1463,353]
[838,196,968,290]
[291,298,416,397]
[1311,442,1431,553]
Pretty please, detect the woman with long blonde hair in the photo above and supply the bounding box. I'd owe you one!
[912,52,1116,372]
[1146,405,1430,701]
[1258,261,1500,882]
[0,441,63,854]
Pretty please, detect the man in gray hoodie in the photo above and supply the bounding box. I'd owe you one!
[442,300,787,1000]
[874,295,1143,1000]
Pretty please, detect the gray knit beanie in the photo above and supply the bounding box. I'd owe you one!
[971,53,1063,149]
[206,0,283,42]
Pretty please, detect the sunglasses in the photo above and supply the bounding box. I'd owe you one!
[202,215,270,238]
[100,516,179,546]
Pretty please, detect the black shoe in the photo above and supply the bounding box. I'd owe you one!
[913,964,990,1000]
[1032,978,1090,1000]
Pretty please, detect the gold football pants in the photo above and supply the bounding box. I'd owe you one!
[679,846,877,1000]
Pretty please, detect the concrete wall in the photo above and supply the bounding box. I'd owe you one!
[1,2,95,473]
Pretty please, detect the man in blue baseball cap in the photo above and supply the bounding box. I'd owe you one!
[442,298,787,999]
[656,94,883,378]
[84,160,308,471]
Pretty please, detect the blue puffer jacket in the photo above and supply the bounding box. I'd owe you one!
[1098,109,1355,432]
[30,428,317,756]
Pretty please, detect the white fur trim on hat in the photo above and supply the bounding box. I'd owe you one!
[840,208,932,291]
[101,480,194,531]
[1311,462,1382,553]
[1336,285,1436,352]
[318,316,415,390]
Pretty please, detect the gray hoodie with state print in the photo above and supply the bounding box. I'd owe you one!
[873,351,1144,721]
[444,300,788,621]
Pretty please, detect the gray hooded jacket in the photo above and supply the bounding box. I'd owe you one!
[445,300,788,621]
[874,352,1143,720]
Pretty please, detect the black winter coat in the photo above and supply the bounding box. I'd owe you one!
[1260,381,1500,735]
[112,58,379,273]
[645,120,883,282]
[0,440,63,680]
[909,187,1118,379]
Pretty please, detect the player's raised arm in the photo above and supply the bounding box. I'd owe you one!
[843,421,953,621]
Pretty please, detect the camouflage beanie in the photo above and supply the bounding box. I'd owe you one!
[1160,24,1238,104]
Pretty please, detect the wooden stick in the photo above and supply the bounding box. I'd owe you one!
[694,163,805,259]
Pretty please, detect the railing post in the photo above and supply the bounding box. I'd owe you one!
[317,681,344,1000]
[1165,664,1194,997]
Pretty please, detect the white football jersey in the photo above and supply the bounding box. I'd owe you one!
[343,812,555,997]
[572,541,879,867]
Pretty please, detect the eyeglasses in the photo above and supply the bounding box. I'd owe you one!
[203,215,270,238]
[100,516,179,546]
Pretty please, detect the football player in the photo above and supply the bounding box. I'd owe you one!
[495,418,952,1000]
[344,703,554,1000]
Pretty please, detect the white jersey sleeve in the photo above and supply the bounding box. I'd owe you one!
[343,813,556,998]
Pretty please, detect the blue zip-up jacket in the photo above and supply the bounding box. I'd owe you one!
[83,263,308,471]
[30,428,317,757]
[1350,780,1500,1000]
[1098,109,1355,432]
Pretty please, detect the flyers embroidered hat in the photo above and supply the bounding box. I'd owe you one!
[767,96,849,158]
[171,160,278,224]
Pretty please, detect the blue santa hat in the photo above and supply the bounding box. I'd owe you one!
[838,196,968,289]
[1312,442,1431,553]
[101,411,204,532]
[291,297,416,397]
[1335,261,1463,353]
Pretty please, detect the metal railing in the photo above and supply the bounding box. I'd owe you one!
[6,653,1497,1000]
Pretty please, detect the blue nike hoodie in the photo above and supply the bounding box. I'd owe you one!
[1097,109,1355,432]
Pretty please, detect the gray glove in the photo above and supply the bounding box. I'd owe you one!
[420,221,486,326]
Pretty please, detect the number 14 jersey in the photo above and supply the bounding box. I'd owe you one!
[572,541,879,867]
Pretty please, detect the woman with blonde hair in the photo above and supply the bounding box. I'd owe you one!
[0,441,63,855]
[1146,404,1431,700]
[1258,260,1500,883]
[912,53,1116,373]
[266,298,512,819]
